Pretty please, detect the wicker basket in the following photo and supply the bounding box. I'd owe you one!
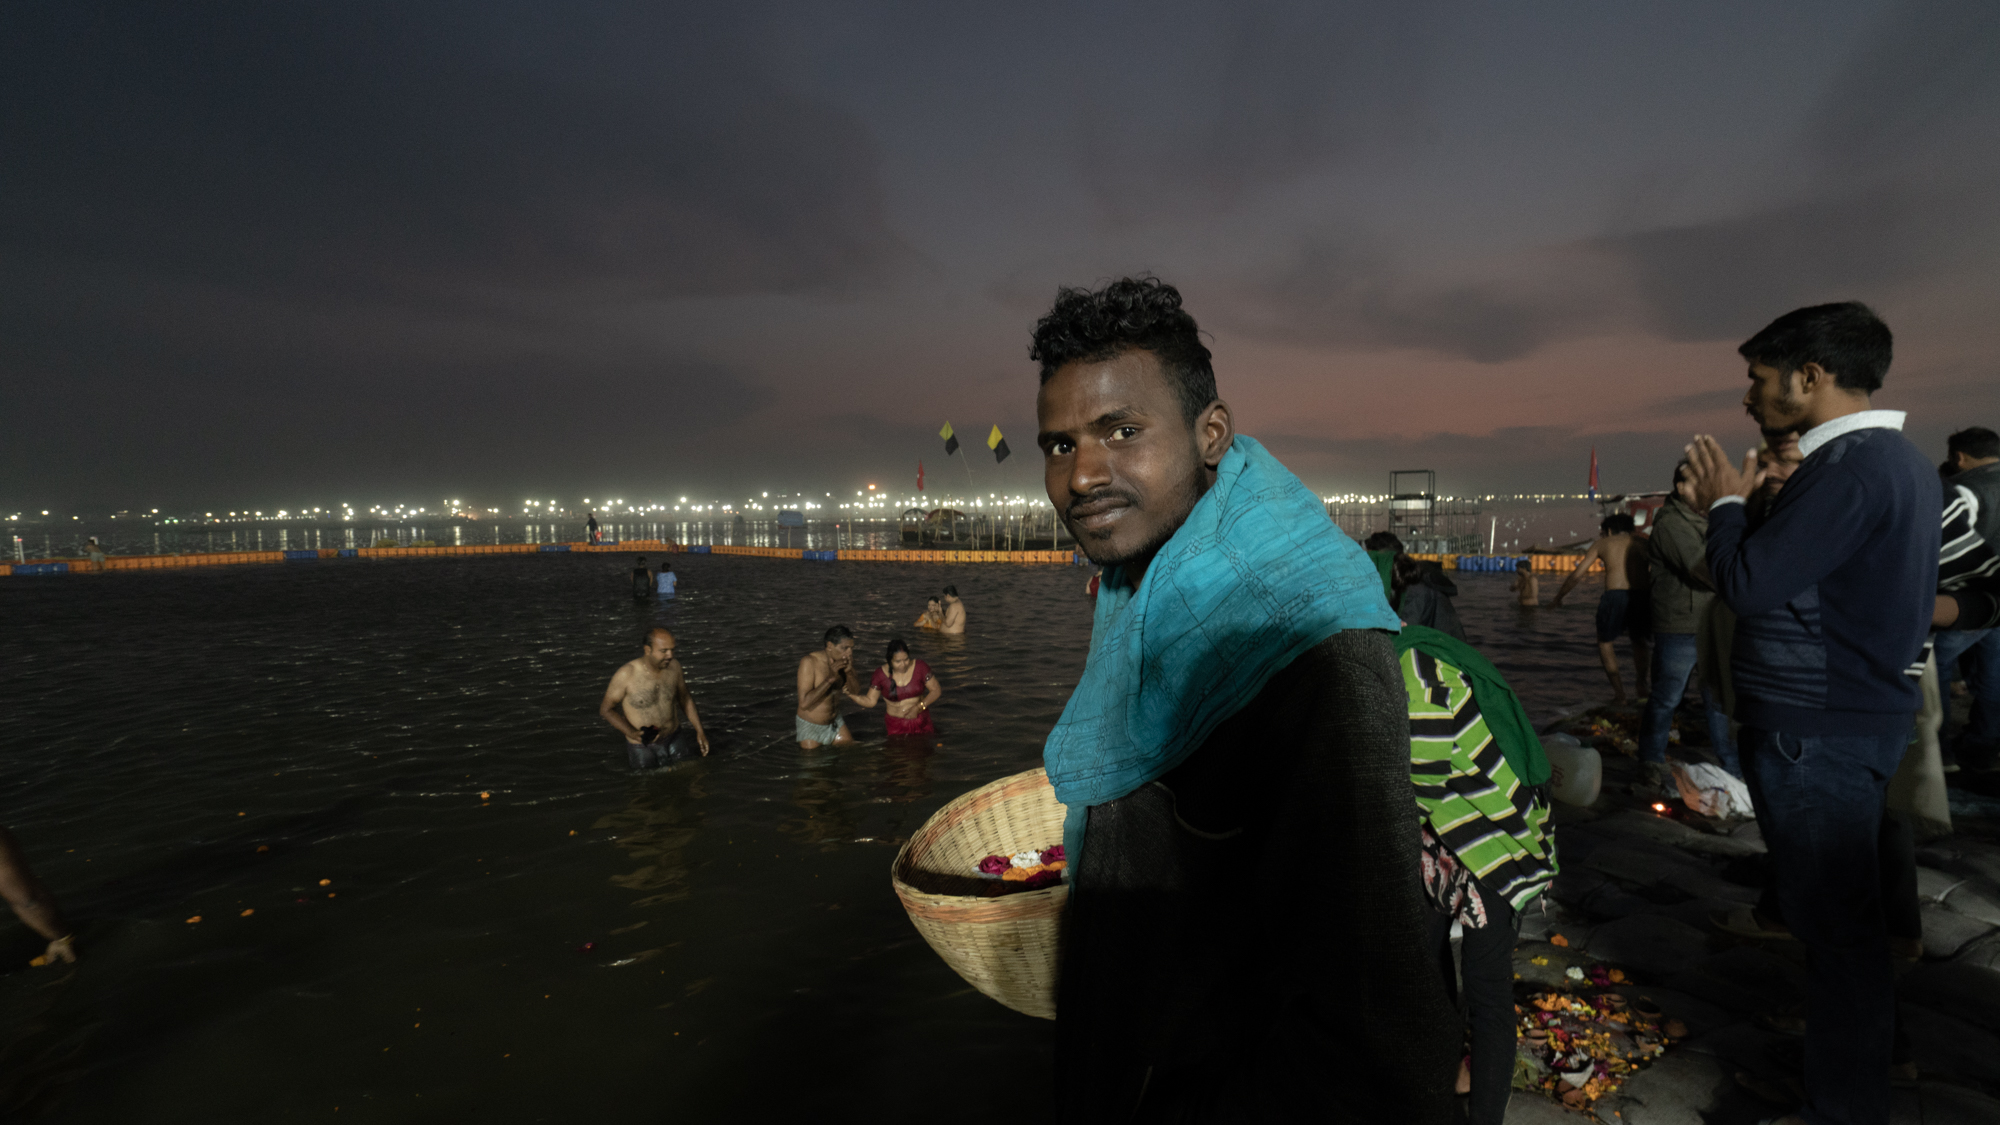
[891,767,1069,1020]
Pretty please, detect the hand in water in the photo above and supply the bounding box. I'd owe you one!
[40,935,75,965]
[695,731,711,756]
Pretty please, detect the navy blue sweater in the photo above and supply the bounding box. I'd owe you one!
[1706,423,1941,736]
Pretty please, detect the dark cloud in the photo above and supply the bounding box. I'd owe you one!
[0,277,768,505]
[0,2,912,301]
[1072,1,1434,224]
[1596,191,1926,343]
[1215,239,1619,363]
[1597,1,2000,343]
[1804,0,2000,177]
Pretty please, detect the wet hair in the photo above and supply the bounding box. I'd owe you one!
[1949,426,2000,461]
[644,626,673,647]
[926,595,940,605]
[823,624,854,646]
[1738,302,1892,394]
[885,637,910,664]
[1601,513,1636,534]
[1363,531,1404,553]
[1029,276,1217,426]
[942,585,958,597]
[662,562,672,572]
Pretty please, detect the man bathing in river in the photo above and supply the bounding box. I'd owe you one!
[938,586,965,634]
[1033,277,1457,1121]
[795,626,859,748]
[599,627,709,768]
[1552,513,1654,705]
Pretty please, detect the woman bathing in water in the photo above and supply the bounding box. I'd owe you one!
[847,638,942,736]
[913,596,943,631]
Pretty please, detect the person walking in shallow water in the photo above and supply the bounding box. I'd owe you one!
[0,827,76,966]
[599,627,709,768]
[1552,513,1653,705]
[846,638,942,736]
[795,626,859,749]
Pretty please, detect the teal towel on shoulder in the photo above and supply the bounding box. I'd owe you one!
[1043,435,1401,877]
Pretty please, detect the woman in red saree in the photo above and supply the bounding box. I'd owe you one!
[849,638,942,736]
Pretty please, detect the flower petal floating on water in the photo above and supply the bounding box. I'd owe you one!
[186,916,202,924]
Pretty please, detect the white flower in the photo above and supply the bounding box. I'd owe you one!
[1010,849,1041,868]
[1565,966,1586,981]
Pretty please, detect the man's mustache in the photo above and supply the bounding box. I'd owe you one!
[1066,488,1142,522]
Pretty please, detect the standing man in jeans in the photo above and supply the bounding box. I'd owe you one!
[1681,302,1939,1125]
[1640,463,1739,784]
[1938,426,2000,771]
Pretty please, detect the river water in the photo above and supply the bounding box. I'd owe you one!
[0,554,1604,1122]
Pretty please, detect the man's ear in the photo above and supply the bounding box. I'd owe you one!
[1198,400,1234,468]
[1793,362,1828,397]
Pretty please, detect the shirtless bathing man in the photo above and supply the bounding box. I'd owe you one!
[938,586,966,634]
[795,625,860,749]
[1552,513,1653,705]
[599,627,710,768]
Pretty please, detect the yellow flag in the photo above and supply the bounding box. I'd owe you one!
[986,425,1004,450]
[939,421,954,441]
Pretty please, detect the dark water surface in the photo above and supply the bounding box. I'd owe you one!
[0,556,1604,1122]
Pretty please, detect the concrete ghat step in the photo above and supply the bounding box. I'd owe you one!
[1900,1001,2000,1089]
[1898,960,2000,1035]
[1941,881,2000,928]
[1921,902,1998,960]
[1914,1080,2000,1125]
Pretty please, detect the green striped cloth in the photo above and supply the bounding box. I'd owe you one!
[1401,647,1557,912]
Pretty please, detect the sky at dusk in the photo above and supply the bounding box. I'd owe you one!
[5,1,1999,511]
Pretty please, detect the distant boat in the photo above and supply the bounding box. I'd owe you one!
[777,510,805,528]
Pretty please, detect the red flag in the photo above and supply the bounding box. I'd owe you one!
[918,460,925,491]
[1588,446,1599,500]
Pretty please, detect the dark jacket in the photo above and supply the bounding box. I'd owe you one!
[1648,496,1713,634]
[1056,631,1460,1124]
[1398,580,1468,642]
[1707,422,1941,736]
[1954,461,2000,544]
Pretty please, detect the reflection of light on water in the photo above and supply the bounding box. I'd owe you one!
[598,772,705,906]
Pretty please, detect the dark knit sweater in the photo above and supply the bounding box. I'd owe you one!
[1706,421,1940,736]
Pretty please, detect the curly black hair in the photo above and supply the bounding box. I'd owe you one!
[1028,277,1216,425]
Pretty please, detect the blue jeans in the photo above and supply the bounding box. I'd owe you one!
[1934,627,2000,757]
[1740,727,1906,1125]
[1639,632,1738,776]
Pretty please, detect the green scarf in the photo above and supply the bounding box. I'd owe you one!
[1393,625,1550,787]
[1366,549,1396,604]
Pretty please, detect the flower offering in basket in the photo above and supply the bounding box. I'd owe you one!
[973,845,1066,891]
